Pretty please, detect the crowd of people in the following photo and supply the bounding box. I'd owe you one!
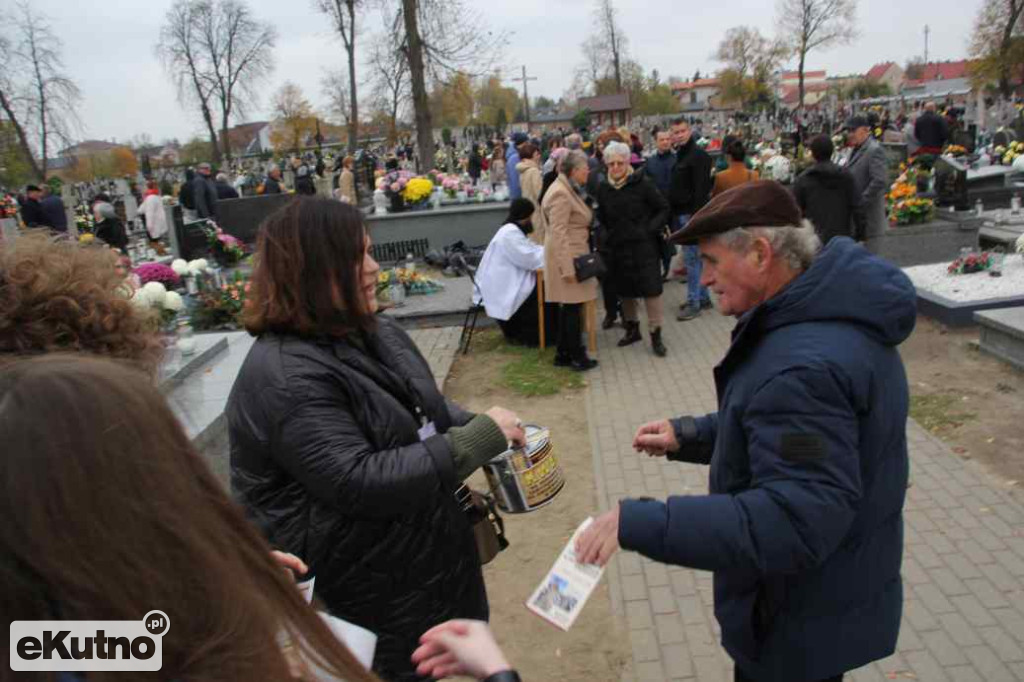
[474,108,890,366]
[0,168,918,682]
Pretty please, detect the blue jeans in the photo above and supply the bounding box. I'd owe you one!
[676,215,711,308]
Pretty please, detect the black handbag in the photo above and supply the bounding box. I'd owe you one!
[456,485,509,565]
[573,252,606,282]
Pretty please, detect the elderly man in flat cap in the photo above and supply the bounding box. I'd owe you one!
[578,181,916,682]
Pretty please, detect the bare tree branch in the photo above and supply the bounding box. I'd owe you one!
[13,1,81,178]
[156,0,223,163]
[314,0,364,152]
[776,0,858,111]
[195,0,276,161]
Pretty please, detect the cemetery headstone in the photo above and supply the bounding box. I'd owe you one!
[933,155,970,210]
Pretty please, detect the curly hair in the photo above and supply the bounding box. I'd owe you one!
[0,231,164,373]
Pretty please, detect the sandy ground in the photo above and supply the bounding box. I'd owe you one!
[900,315,1024,502]
[444,345,630,682]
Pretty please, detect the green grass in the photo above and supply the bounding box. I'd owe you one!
[909,393,977,434]
[468,329,586,397]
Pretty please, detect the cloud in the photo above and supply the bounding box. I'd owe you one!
[27,0,973,146]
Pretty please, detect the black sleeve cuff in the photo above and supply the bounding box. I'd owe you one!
[482,671,521,682]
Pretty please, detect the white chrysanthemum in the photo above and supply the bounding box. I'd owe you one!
[142,281,167,306]
[163,290,184,312]
[130,288,150,310]
[171,259,189,276]
[188,258,209,274]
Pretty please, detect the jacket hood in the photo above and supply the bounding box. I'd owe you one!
[755,237,917,347]
[516,160,537,174]
[802,161,848,188]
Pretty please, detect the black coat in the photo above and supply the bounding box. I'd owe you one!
[192,174,218,219]
[19,198,46,227]
[596,171,670,299]
[669,138,713,218]
[914,111,949,149]
[792,162,866,243]
[226,318,486,682]
[40,195,68,231]
[94,218,127,251]
[215,180,239,200]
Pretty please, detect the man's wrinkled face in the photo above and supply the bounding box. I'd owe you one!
[656,132,672,153]
[698,237,766,317]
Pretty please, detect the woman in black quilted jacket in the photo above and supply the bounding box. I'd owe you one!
[226,198,525,682]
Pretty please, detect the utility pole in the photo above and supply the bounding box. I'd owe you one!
[512,65,538,126]
[924,24,930,64]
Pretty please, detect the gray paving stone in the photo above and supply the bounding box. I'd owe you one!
[654,613,686,645]
[630,628,661,662]
[905,648,951,681]
[980,626,1024,663]
[649,585,677,614]
[622,573,648,602]
[660,643,694,679]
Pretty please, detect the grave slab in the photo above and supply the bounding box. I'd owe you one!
[975,307,1024,370]
[905,258,1024,326]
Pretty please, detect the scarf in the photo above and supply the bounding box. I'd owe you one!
[608,165,633,190]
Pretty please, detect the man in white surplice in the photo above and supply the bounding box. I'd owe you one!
[473,198,557,346]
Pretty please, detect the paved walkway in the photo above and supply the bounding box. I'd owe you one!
[587,285,1024,682]
[407,326,462,390]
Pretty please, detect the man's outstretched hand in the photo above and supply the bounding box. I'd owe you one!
[633,419,679,457]
[575,506,621,567]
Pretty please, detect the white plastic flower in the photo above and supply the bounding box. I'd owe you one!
[171,259,189,276]
[142,281,167,307]
[163,290,184,312]
[187,258,207,274]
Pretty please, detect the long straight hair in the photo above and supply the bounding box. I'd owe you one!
[0,355,379,682]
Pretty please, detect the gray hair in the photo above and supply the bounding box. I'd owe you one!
[96,202,117,221]
[602,141,631,162]
[216,173,229,183]
[713,221,822,272]
[561,149,589,176]
[565,133,583,150]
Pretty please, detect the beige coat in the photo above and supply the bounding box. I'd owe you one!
[338,169,356,204]
[542,175,598,304]
[517,159,546,244]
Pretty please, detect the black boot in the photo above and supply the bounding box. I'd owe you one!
[571,347,599,371]
[601,313,618,330]
[651,327,667,357]
[617,321,642,347]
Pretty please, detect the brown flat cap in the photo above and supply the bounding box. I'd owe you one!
[669,180,802,245]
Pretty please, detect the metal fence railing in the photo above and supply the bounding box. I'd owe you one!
[371,238,431,265]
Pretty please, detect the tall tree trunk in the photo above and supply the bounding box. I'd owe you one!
[221,107,233,162]
[198,97,222,164]
[346,0,359,153]
[0,89,43,181]
[403,0,432,173]
[798,49,806,114]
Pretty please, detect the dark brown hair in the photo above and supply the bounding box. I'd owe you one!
[517,141,538,160]
[244,197,376,338]
[0,355,379,682]
[0,231,163,373]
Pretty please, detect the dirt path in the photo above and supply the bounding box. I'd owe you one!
[444,331,629,682]
[900,315,1024,502]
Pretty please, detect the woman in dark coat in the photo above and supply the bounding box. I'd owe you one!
[226,198,525,682]
[467,144,483,185]
[595,141,670,357]
[93,202,128,253]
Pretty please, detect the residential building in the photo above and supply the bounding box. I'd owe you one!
[865,62,905,93]
[577,93,632,128]
[671,78,722,112]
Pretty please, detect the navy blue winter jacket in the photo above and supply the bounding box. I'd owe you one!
[619,237,916,681]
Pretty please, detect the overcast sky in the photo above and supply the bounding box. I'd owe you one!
[23,0,974,146]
